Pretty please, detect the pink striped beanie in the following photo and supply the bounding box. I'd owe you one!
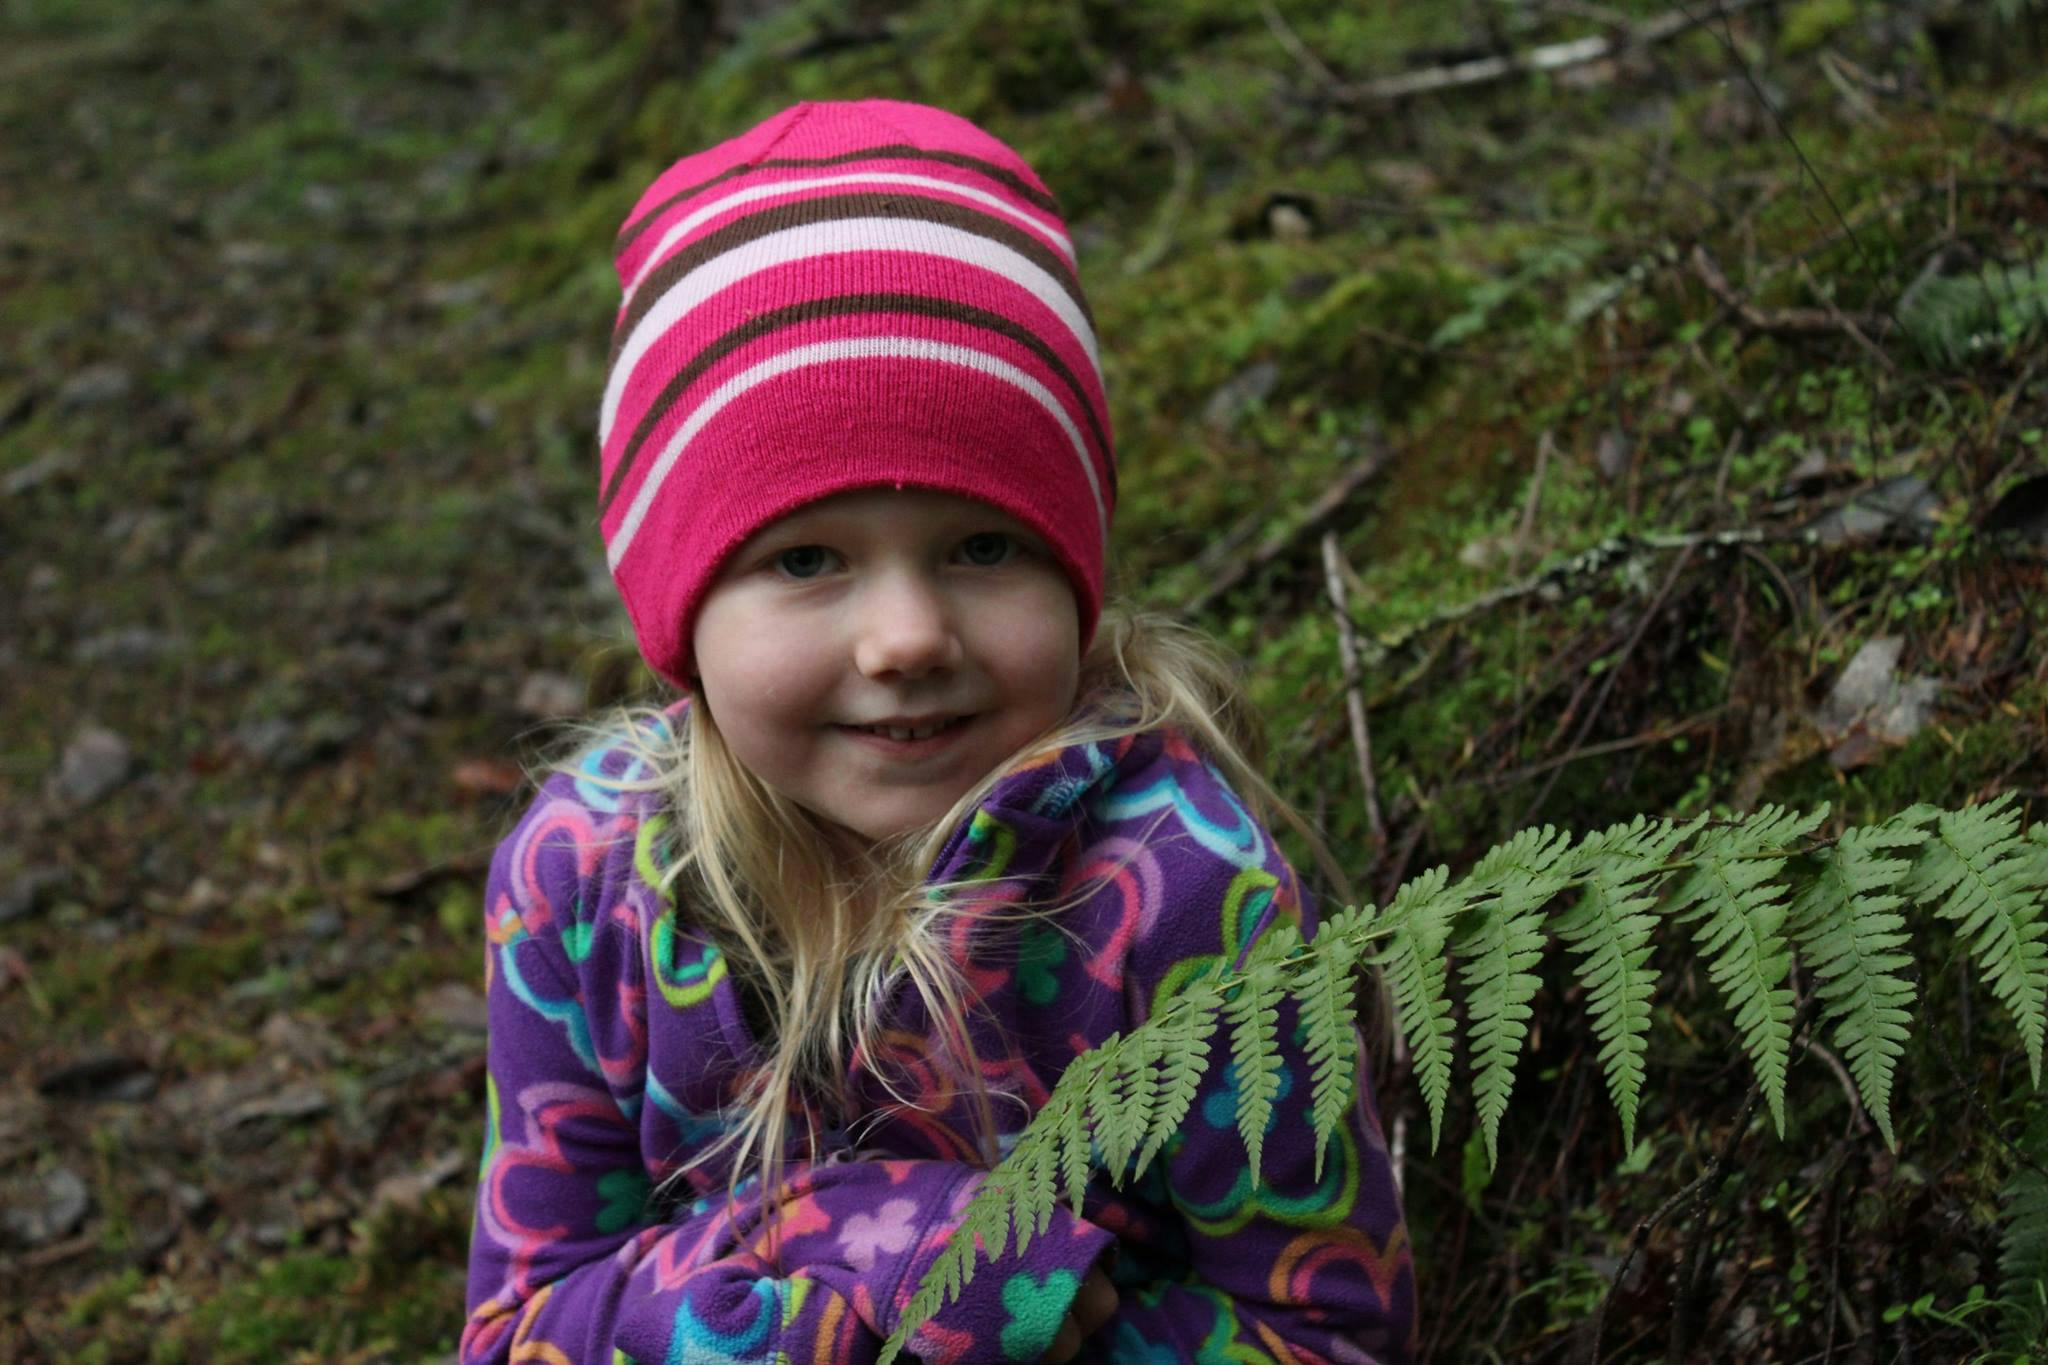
[598,99,1115,689]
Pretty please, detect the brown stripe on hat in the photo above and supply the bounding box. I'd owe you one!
[615,143,1064,257]
[608,191,1093,375]
[599,290,1115,518]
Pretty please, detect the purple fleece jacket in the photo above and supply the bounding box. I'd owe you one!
[461,709,1416,1362]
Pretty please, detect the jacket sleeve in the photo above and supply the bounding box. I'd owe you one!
[460,783,1115,1364]
[1083,758,1418,1363]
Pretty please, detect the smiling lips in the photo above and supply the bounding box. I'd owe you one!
[842,715,973,743]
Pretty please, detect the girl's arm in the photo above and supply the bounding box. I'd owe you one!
[460,781,1116,1363]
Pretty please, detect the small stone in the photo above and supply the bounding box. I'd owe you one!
[2,450,81,496]
[57,363,132,409]
[418,981,488,1035]
[302,908,344,939]
[219,1080,332,1130]
[1595,428,1632,482]
[367,1150,468,1218]
[73,627,179,665]
[36,1048,156,1102]
[0,867,68,925]
[53,725,131,807]
[1201,360,1280,431]
[171,1181,213,1216]
[0,1167,90,1248]
[230,715,295,766]
[516,671,585,719]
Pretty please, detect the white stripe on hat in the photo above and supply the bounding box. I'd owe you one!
[605,335,1108,574]
[622,170,1076,302]
[601,217,1101,449]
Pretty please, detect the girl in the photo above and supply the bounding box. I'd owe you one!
[461,99,1415,1363]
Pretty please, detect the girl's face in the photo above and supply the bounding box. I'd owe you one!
[691,488,1081,844]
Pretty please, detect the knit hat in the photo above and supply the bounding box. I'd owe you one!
[597,99,1116,689]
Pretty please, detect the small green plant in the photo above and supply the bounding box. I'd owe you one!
[881,796,2048,1360]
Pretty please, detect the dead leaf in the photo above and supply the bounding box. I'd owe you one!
[365,1149,468,1220]
[1812,635,1941,748]
[451,758,523,797]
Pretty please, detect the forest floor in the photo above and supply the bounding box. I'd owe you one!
[4,0,2048,1359]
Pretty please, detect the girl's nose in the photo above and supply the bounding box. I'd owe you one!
[852,572,963,679]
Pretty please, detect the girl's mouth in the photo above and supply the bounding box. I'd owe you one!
[837,715,975,752]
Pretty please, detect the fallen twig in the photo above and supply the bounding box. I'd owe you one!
[1121,106,1196,277]
[1518,542,1698,825]
[1363,524,1800,664]
[1320,532,1386,855]
[1329,0,1772,104]
[1591,1081,1765,1365]
[1692,243,1890,340]
[1185,435,1396,615]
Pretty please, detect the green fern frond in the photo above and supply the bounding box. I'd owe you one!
[888,798,2048,1361]
[1135,979,1223,1176]
[1090,1030,1150,1183]
[1898,254,2048,369]
[1057,1051,1102,1216]
[1297,906,1366,1181]
[1227,951,1289,1188]
[1787,816,1926,1148]
[1908,795,2048,1086]
[1376,866,1462,1150]
[1666,804,1828,1134]
[1553,815,1699,1149]
[1454,825,1575,1170]
[1999,1100,2048,1355]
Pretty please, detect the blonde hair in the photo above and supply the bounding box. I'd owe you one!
[549,604,1360,1215]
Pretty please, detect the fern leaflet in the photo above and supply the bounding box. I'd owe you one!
[1135,979,1223,1177]
[1377,865,1461,1149]
[1454,824,1575,1169]
[1226,942,1291,1188]
[1091,1030,1151,1183]
[1057,1050,1101,1216]
[1998,1098,2048,1356]
[1907,794,2048,1086]
[1297,905,1366,1180]
[1553,815,1697,1150]
[1665,804,1824,1134]
[1787,816,1925,1148]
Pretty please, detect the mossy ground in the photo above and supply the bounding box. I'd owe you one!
[4,0,2046,1358]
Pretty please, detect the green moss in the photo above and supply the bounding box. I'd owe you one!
[1780,0,1864,55]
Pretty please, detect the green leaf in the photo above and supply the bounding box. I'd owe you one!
[1055,1054,1099,1217]
[1295,909,1364,1181]
[1453,825,1575,1170]
[1907,794,2048,1086]
[1376,866,1461,1150]
[1554,815,1698,1149]
[1135,979,1223,1178]
[1226,952,1288,1188]
[1787,815,1925,1148]
[1666,804,1828,1135]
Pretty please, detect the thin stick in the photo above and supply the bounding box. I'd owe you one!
[1321,532,1387,856]
[1519,543,1699,826]
[1590,1081,1764,1365]
[1329,0,1771,104]
[1693,243,1889,338]
[1186,436,1395,615]
[1256,0,1343,94]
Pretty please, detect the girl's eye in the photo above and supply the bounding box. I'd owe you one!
[774,545,835,578]
[958,533,1015,567]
